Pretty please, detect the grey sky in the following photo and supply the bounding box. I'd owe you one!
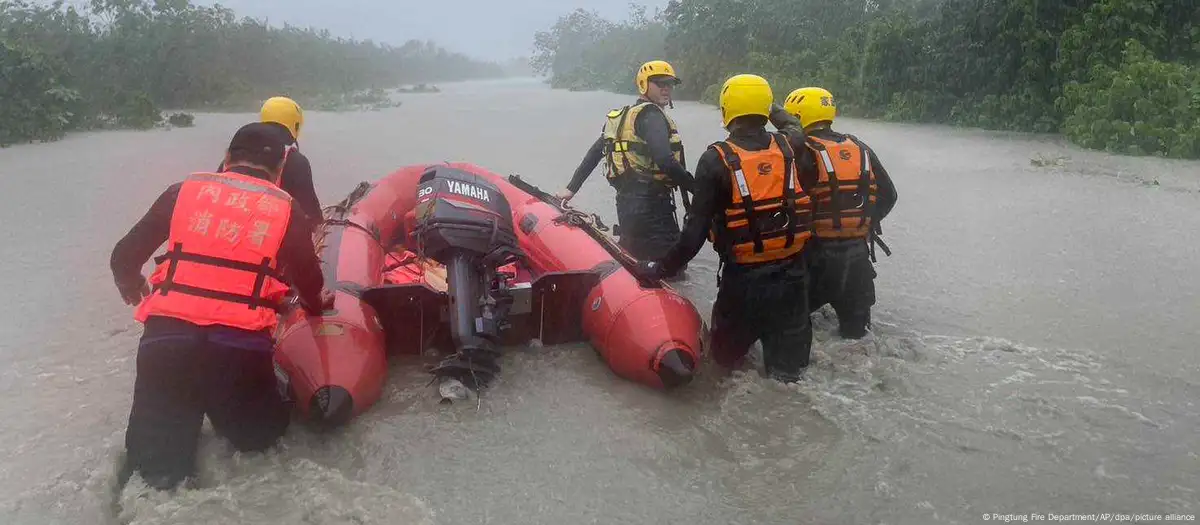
[195,0,670,61]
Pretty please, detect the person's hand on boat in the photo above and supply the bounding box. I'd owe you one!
[118,276,151,306]
[554,189,575,207]
[300,289,335,316]
[631,260,665,281]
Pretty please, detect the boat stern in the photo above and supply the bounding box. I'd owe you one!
[274,300,388,429]
[587,284,705,390]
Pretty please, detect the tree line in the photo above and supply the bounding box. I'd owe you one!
[0,0,506,146]
[532,0,1200,159]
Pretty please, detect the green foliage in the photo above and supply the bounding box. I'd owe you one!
[700,83,721,105]
[532,6,668,95]
[309,88,405,112]
[166,112,195,127]
[532,0,1200,159]
[0,0,503,146]
[1061,40,1200,158]
[0,39,80,145]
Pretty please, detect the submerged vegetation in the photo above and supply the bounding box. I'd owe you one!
[0,0,503,146]
[308,89,405,112]
[532,0,1200,159]
[396,84,442,94]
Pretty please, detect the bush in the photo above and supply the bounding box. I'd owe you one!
[167,113,195,127]
[532,6,668,99]
[531,0,1200,159]
[0,40,80,146]
[0,0,503,145]
[700,83,722,106]
[1061,40,1200,158]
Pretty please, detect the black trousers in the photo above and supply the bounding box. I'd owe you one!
[614,190,682,262]
[709,257,813,382]
[121,323,290,490]
[808,238,877,338]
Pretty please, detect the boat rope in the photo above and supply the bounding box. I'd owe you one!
[321,218,411,271]
[313,180,412,272]
[552,208,611,232]
[550,207,650,279]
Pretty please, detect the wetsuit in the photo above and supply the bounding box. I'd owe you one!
[569,99,694,265]
[656,120,813,381]
[217,123,321,224]
[110,165,325,490]
[770,107,899,338]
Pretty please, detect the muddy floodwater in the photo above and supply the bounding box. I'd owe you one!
[0,78,1197,524]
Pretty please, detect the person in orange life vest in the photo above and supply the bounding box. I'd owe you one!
[633,74,815,383]
[110,122,333,491]
[768,87,898,339]
[217,97,322,225]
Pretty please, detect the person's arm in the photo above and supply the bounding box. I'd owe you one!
[280,152,323,223]
[110,184,180,304]
[277,203,327,314]
[766,106,818,191]
[563,137,606,195]
[656,147,725,275]
[868,147,898,221]
[769,103,805,141]
[635,105,694,191]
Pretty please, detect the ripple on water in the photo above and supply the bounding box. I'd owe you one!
[0,426,436,525]
[116,457,435,525]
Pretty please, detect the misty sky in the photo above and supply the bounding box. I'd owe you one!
[194,0,670,61]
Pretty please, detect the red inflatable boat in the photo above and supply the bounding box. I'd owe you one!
[273,163,704,427]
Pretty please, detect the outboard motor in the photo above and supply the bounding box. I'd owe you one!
[411,166,523,398]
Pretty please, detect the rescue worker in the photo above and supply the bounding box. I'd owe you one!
[769,87,898,339]
[556,60,694,277]
[111,122,333,490]
[219,97,322,224]
[633,74,815,383]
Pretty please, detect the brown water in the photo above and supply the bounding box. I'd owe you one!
[1,78,1197,524]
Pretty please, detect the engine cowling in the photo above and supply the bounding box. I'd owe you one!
[412,166,519,263]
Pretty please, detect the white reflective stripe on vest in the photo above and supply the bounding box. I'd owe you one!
[734,169,751,198]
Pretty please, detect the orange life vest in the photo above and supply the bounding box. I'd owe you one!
[710,133,813,265]
[805,134,877,239]
[135,171,294,332]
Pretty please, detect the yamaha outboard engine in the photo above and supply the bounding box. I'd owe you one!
[412,166,523,398]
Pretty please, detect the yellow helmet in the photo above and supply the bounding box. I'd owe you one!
[718,74,773,127]
[783,87,836,129]
[635,60,680,95]
[260,96,304,140]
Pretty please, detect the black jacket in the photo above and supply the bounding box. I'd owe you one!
[568,98,694,194]
[217,123,322,223]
